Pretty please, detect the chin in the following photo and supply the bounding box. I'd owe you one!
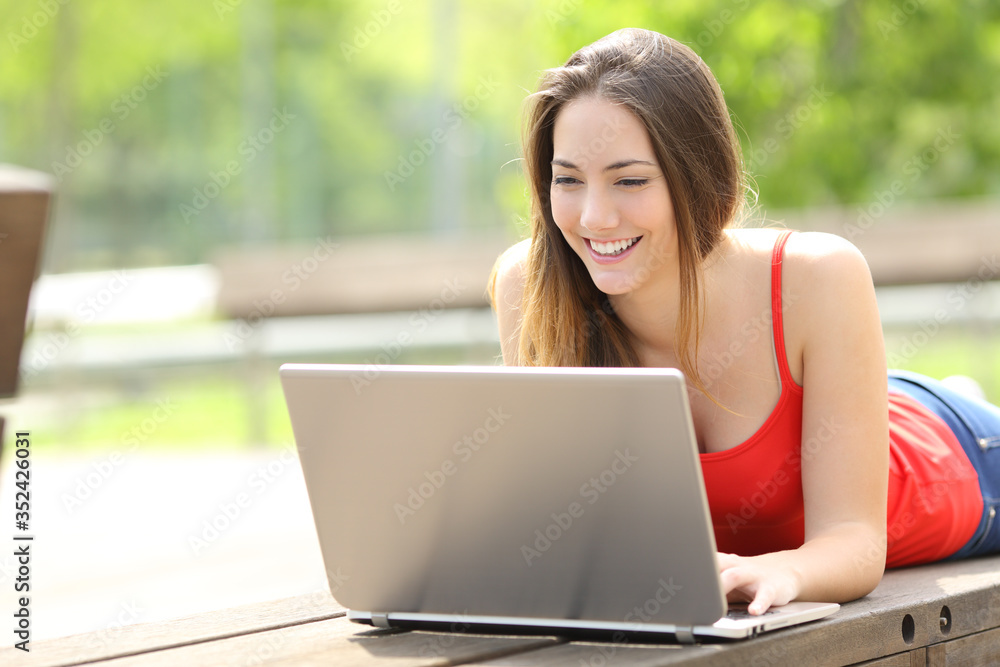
[589,270,646,296]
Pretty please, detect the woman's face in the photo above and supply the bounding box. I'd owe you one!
[550,96,677,296]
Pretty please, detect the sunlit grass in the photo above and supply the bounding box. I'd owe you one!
[18,377,279,453]
[885,327,1000,401]
[10,345,501,453]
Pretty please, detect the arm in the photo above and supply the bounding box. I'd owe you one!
[720,232,889,614]
[488,239,530,366]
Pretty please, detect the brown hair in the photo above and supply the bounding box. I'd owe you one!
[493,28,745,397]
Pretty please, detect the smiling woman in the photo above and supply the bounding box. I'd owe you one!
[550,98,674,292]
[497,30,744,407]
[488,27,1000,618]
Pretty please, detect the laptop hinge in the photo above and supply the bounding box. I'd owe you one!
[371,612,391,629]
[674,626,696,644]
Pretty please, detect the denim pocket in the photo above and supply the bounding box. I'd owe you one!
[965,504,997,556]
[977,435,1000,452]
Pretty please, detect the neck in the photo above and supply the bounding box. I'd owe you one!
[608,258,683,358]
[607,234,729,363]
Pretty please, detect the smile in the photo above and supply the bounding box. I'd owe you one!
[586,236,642,261]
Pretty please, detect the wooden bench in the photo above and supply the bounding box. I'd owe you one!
[212,231,516,318]
[781,198,1000,286]
[4,554,999,665]
[210,199,1000,321]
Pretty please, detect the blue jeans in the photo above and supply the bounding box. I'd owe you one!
[887,370,1000,559]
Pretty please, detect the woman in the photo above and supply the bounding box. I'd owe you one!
[489,27,1000,616]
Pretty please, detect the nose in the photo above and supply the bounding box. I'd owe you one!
[579,186,619,233]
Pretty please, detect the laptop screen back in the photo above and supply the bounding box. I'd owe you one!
[281,364,726,627]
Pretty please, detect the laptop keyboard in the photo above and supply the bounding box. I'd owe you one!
[725,607,778,620]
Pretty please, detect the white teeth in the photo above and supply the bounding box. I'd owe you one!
[591,237,639,256]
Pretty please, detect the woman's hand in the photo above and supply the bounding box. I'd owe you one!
[717,552,802,615]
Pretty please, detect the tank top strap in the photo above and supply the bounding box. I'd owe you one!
[771,230,796,386]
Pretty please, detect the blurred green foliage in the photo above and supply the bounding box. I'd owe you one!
[2,0,998,272]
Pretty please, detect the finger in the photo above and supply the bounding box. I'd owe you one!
[748,583,775,616]
[719,566,758,597]
[716,552,740,571]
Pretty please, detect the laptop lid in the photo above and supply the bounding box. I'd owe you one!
[280,363,727,628]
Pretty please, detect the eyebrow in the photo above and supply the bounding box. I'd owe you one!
[551,158,656,172]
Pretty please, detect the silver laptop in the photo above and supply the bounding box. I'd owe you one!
[279,363,838,642]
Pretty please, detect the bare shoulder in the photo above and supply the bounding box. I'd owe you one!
[724,227,870,273]
[780,231,882,369]
[490,239,531,308]
[489,239,531,365]
[722,228,879,385]
[780,230,874,294]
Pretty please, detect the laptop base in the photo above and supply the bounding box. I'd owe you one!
[347,601,839,644]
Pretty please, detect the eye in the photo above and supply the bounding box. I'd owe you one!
[552,175,580,186]
[618,178,648,188]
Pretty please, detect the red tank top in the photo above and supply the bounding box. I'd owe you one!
[699,230,982,567]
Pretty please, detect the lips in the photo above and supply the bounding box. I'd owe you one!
[590,236,641,256]
[585,236,642,264]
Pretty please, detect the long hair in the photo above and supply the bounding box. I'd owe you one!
[494,28,745,398]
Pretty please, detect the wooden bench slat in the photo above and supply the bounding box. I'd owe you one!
[0,591,343,667]
[926,626,1000,666]
[211,200,1000,321]
[76,615,564,667]
[469,555,1000,666]
[855,651,924,667]
[6,556,999,666]
[212,232,514,318]
[766,198,1000,286]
